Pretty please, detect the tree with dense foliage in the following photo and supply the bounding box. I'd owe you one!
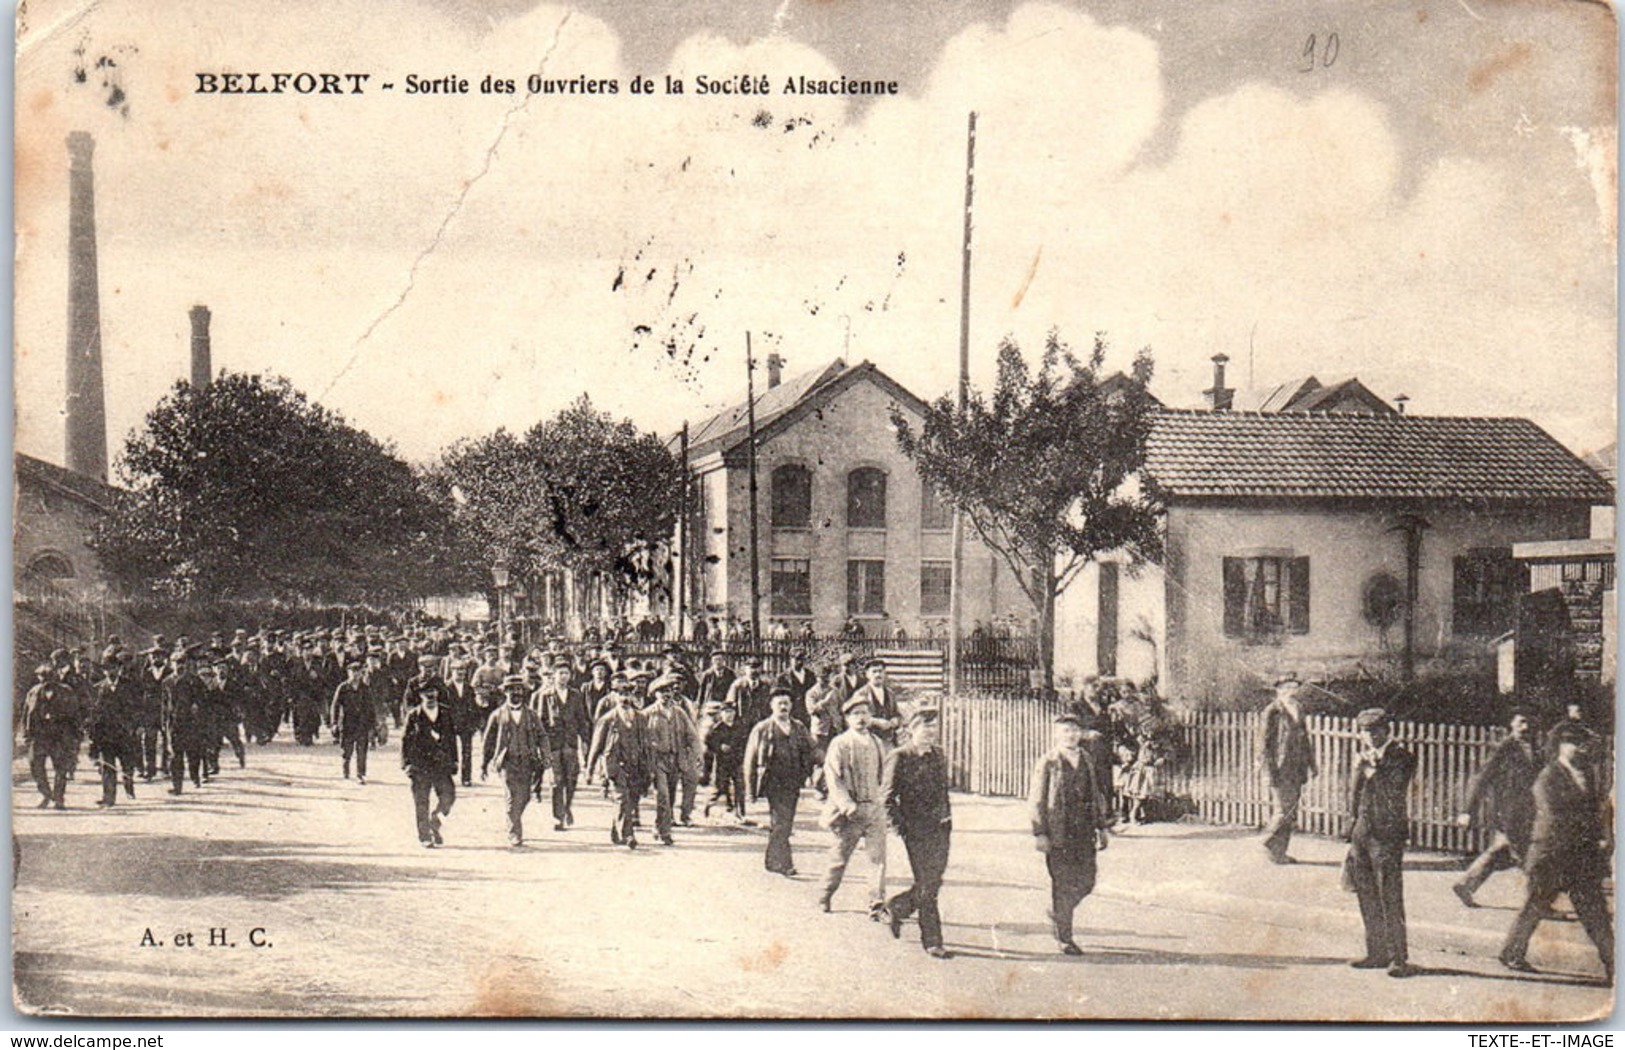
[891,331,1164,691]
[92,373,461,604]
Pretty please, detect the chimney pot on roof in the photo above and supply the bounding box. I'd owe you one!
[189,304,212,389]
[1204,353,1233,412]
[766,353,784,389]
[1394,393,1409,415]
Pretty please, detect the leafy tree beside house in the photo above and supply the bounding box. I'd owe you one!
[892,331,1163,692]
[92,373,462,604]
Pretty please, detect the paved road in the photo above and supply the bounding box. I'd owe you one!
[11,737,1614,1020]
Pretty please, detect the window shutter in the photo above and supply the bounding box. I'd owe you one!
[1288,556,1311,634]
[1222,558,1245,637]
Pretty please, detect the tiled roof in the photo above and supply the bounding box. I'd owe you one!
[15,453,119,510]
[1583,442,1616,485]
[684,360,847,460]
[1145,410,1614,502]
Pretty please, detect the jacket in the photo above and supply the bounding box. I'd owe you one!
[481,704,549,776]
[1525,760,1609,881]
[400,706,459,776]
[1028,746,1109,854]
[883,742,952,840]
[533,685,592,752]
[587,707,649,784]
[743,717,816,799]
[1257,700,1316,787]
[821,726,889,826]
[1349,742,1415,846]
[1463,735,1538,847]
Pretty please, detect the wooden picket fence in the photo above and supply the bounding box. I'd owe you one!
[937,694,1519,854]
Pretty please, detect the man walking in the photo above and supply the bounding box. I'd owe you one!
[1500,722,1614,979]
[534,658,591,831]
[1454,709,1539,907]
[818,695,889,918]
[845,658,905,746]
[1346,708,1417,978]
[1029,712,1112,955]
[1256,672,1316,864]
[444,661,482,788]
[882,706,953,959]
[586,673,649,849]
[401,682,459,848]
[744,689,817,877]
[644,674,698,846]
[331,658,377,783]
[164,648,209,796]
[481,676,550,848]
[724,657,774,730]
[24,663,80,809]
[87,651,140,807]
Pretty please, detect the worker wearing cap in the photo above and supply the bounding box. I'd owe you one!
[444,660,482,787]
[724,658,773,730]
[844,658,906,747]
[401,683,459,847]
[584,659,615,723]
[163,648,210,795]
[481,675,551,848]
[1256,672,1317,864]
[586,673,650,849]
[1029,712,1112,955]
[1346,708,1417,977]
[331,658,378,783]
[644,674,698,845]
[1500,721,1614,980]
[882,706,953,958]
[533,658,592,831]
[775,648,817,715]
[86,651,141,806]
[817,694,890,917]
[1453,708,1540,908]
[744,688,817,876]
[291,639,329,746]
[696,650,736,710]
[135,643,169,780]
[24,663,79,809]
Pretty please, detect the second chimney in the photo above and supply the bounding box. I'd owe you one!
[189,304,212,389]
[1203,353,1233,412]
[766,353,784,389]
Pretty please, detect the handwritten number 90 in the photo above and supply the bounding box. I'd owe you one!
[1302,32,1339,72]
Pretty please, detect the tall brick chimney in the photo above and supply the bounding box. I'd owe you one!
[65,131,108,481]
[1203,353,1233,412]
[766,353,784,389]
[189,305,212,388]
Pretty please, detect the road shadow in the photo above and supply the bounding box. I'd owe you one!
[14,832,486,901]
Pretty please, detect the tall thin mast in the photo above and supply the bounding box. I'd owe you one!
[949,111,976,700]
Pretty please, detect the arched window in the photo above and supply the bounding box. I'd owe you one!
[771,464,812,528]
[25,553,75,581]
[847,467,887,529]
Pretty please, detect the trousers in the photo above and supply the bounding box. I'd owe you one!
[170,740,203,792]
[651,757,679,839]
[888,825,950,949]
[342,733,371,778]
[502,764,538,844]
[457,727,479,785]
[548,748,579,823]
[1046,847,1098,944]
[1262,780,1303,857]
[764,788,801,873]
[1503,860,1614,973]
[821,804,887,908]
[31,735,75,804]
[611,776,645,843]
[1347,836,1407,965]
[1459,830,1522,895]
[409,771,456,844]
[89,735,136,805]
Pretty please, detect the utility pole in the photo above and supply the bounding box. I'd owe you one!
[746,333,763,646]
[949,111,977,702]
[677,421,690,641]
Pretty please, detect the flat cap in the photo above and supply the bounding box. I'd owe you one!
[841,695,873,714]
[1274,672,1302,688]
[651,673,686,694]
[1550,722,1593,746]
[1354,707,1389,730]
[908,705,940,726]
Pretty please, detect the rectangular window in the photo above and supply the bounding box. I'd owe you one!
[1222,555,1309,639]
[847,559,887,616]
[1453,548,1521,637]
[921,480,952,531]
[920,561,952,616]
[770,558,812,617]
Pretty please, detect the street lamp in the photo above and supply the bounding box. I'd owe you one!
[492,556,511,645]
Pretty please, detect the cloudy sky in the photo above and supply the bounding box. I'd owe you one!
[14,0,1617,471]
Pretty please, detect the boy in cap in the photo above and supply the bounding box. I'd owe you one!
[818,695,890,917]
[481,675,550,847]
[401,683,459,847]
[1029,712,1112,954]
[1500,721,1614,980]
[1346,708,1417,977]
[703,702,749,823]
[882,706,953,957]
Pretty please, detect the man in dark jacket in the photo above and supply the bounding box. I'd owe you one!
[87,651,141,807]
[164,649,209,795]
[401,683,459,847]
[703,703,749,822]
[24,664,79,809]
[482,676,551,848]
[743,689,817,876]
[1500,722,1614,979]
[774,648,817,720]
[695,650,736,709]
[1029,712,1111,954]
[882,706,953,958]
[586,674,648,849]
[1346,708,1417,977]
[534,658,592,831]
[331,659,377,783]
[1453,709,1538,907]
[1256,672,1316,864]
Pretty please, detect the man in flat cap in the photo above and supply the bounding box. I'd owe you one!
[1029,712,1112,954]
[481,675,550,847]
[24,663,79,809]
[1256,672,1317,864]
[775,647,817,717]
[696,650,736,711]
[1500,721,1614,980]
[1453,708,1539,908]
[401,683,459,847]
[444,660,481,787]
[643,673,698,845]
[586,673,650,849]
[1346,707,1417,977]
[844,658,905,747]
[818,694,890,917]
[163,647,209,795]
[725,657,773,731]
[584,659,616,724]
[744,688,817,876]
[331,658,378,783]
[533,658,592,831]
[882,705,953,958]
